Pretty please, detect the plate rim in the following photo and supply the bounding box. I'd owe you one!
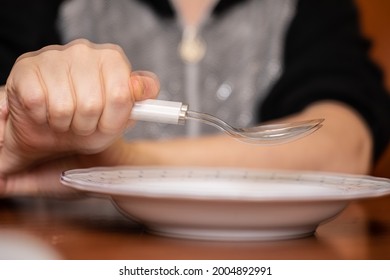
[60,166,390,202]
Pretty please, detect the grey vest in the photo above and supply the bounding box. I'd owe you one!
[59,0,296,140]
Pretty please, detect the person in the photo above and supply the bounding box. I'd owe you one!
[0,0,389,197]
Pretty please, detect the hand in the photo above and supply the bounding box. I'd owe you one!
[0,39,160,174]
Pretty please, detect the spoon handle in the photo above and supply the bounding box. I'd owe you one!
[130,99,188,125]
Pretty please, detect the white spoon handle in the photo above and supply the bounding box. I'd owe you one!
[130,99,188,125]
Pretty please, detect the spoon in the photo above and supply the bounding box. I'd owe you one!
[130,99,323,144]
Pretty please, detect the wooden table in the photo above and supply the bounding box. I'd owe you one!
[0,195,389,260]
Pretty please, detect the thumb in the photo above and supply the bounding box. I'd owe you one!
[130,71,160,101]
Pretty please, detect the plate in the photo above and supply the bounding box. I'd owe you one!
[61,167,390,241]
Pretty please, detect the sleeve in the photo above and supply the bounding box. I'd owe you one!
[259,0,390,163]
[0,0,63,84]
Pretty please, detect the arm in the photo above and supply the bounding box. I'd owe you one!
[261,0,390,164]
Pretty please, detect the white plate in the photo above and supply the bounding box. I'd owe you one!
[61,167,390,241]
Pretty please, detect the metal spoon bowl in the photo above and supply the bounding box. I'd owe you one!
[186,110,323,144]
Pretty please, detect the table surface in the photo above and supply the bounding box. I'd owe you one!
[0,194,389,260]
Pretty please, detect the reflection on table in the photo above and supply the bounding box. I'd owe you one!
[0,195,389,260]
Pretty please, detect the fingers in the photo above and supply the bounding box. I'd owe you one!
[97,46,133,135]
[6,39,160,136]
[68,43,104,136]
[97,70,160,135]
[42,56,76,132]
[6,60,48,125]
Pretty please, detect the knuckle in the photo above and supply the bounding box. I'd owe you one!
[69,38,92,46]
[103,43,125,55]
[109,84,132,106]
[72,126,96,136]
[63,39,98,59]
[101,44,128,62]
[21,86,46,110]
[49,102,75,120]
[78,99,103,117]
[38,48,60,60]
[98,123,121,135]
[65,40,127,59]
[67,42,92,56]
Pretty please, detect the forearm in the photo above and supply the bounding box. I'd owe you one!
[127,101,373,174]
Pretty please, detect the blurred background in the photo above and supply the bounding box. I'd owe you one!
[356,0,390,179]
[356,0,390,221]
